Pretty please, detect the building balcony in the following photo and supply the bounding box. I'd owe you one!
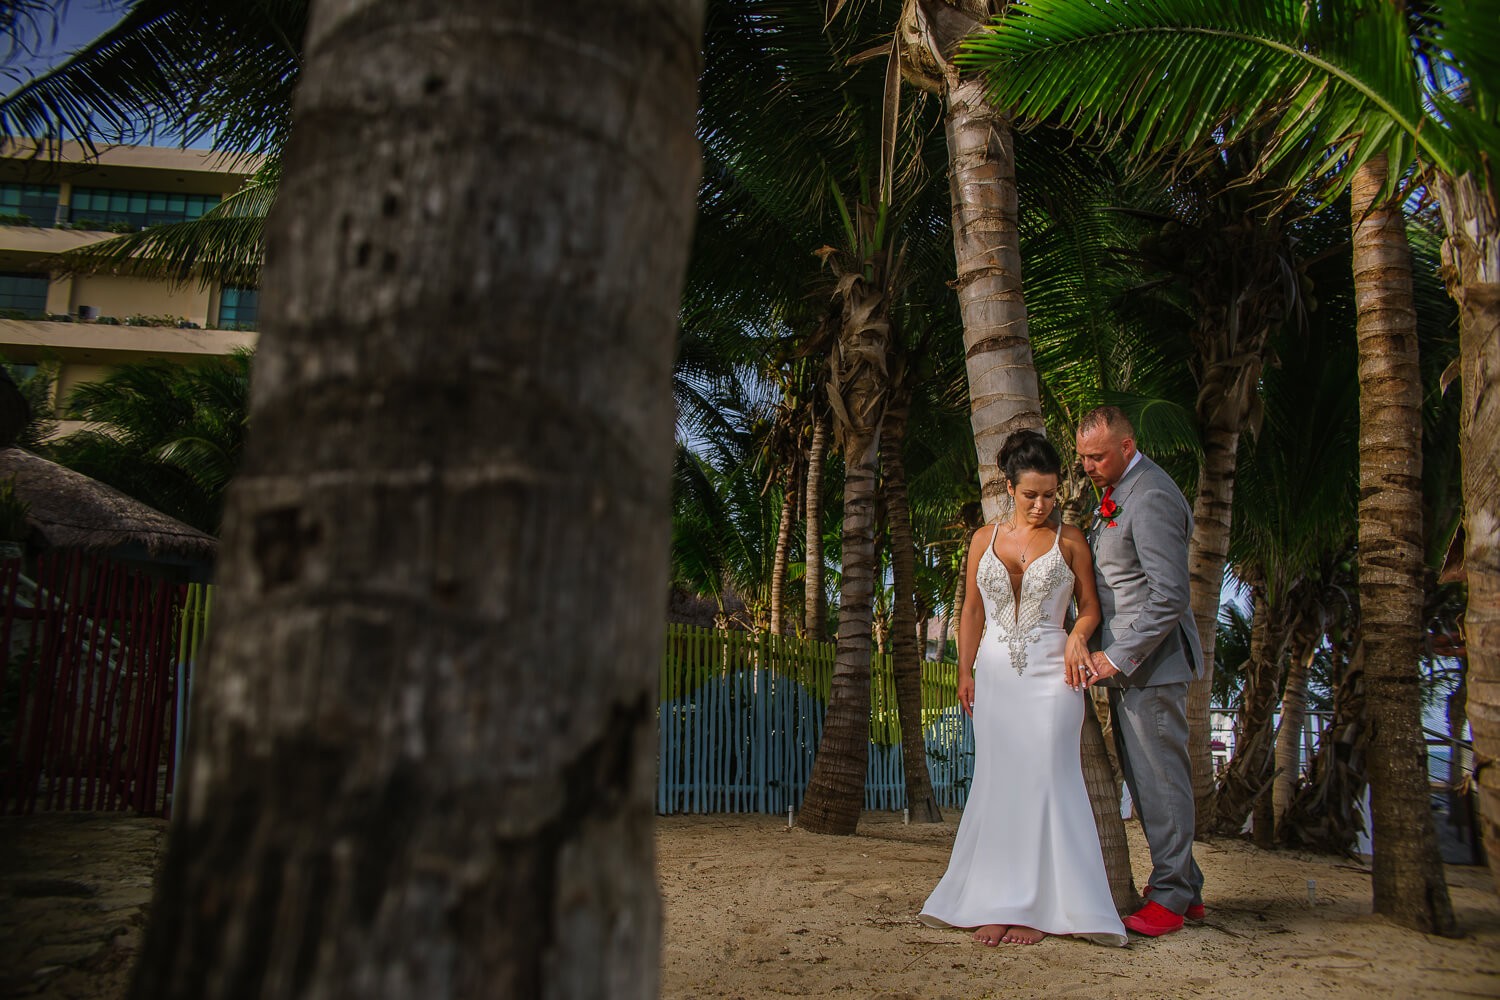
[0,223,114,255]
[0,317,257,366]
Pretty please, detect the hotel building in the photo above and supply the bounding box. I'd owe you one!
[0,140,260,436]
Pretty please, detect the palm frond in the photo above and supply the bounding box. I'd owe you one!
[0,0,305,155]
[44,156,277,287]
[961,0,1481,203]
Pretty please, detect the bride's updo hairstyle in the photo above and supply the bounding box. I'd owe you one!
[997,429,1062,486]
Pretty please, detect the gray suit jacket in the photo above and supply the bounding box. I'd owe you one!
[1090,454,1204,687]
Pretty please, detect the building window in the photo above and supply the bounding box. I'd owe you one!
[217,286,258,329]
[0,183,60,226]
[68,188,220,230]
[0,272,50,316]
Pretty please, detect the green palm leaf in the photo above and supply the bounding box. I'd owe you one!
[0,0,304,154]
[45,157,277,287]
[960,0,1492,201]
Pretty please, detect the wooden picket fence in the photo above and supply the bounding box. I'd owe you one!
[2,564,969,818]
[657,624,973,815]
[0,551,201,816]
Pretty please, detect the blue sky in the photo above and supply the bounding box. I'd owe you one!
[5,1,123,76]
[2,2,210,148]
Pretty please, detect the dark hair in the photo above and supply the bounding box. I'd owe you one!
[997,429,1062,485]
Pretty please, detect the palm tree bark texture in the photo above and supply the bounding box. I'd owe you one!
[906,0,1044,525]
[770,472,797,635]
[1271,622,1319,836]
[1434,169,1500,896]
[127,2,705,998]
[804,410,829,640]
[1213,583,1297,837]
[1351,155,1456,935]
[1281,639,1370,853]
[799,232,893,836]
[881,390,943,822]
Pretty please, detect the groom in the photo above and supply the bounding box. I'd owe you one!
[1076,406,1205,937]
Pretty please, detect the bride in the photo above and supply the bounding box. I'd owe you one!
[919,430,1126,947]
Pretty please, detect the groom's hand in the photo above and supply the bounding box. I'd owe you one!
[1083,651,1121,688]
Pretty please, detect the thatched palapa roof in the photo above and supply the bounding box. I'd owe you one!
[0,446,216,564]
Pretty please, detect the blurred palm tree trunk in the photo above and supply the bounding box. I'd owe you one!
[126,2,705,996]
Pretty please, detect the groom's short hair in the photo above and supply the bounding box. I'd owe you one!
[1078,405,1134,439]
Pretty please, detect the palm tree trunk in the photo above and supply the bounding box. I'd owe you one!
[805,411,829,640]
[1280,635,1368,853]
[932,609,949,661]
[1273,642,1315,835]
[769,476,796,635]
[1213,585,1291,836]
[1353,154,1456,934]
[801,427,879,834]
[1187,416,1240,827]
[801,244,891,835]
[946,82,1137,889]
[1082,691,1138,912]
[1448,668,1469,793]
[1434,168,1500,896]
[881,393,942,822]
[127,2,704,997]
[942,69,1043,522]
[949,559,965,644]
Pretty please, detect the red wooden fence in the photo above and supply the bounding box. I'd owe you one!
[0,550,189,816]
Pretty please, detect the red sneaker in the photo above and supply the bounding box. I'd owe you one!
[1143,885,1206,921]
[1123,900,1185,937]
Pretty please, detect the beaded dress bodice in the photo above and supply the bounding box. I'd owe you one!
[974,522,1074,676]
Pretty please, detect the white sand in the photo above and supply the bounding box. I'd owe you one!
[658,812,1500,1000]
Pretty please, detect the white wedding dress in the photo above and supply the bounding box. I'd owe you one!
[919,523,1127,946]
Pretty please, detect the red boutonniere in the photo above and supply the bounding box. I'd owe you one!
[1098,496,1121,528]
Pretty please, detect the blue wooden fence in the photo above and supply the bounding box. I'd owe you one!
[657,624,973,815]
[168,601,970,817]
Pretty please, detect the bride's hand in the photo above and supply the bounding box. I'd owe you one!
[957,672,975,716]
[1064,632,1090,689]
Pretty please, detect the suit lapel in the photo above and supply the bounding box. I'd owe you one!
[1112,453,1154,510]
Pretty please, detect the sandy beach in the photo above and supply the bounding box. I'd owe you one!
[658,812,1500,1000]
[3,811,1497,999]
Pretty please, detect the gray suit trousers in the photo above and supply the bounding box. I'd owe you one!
[1110,682,1203,913]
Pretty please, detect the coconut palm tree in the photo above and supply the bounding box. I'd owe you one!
[126,3,705,997]
[963,0,1493,924]
[696,0,960,834]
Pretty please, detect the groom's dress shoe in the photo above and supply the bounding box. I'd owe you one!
[1123,900,1185,937]
[1143,885,1206,921]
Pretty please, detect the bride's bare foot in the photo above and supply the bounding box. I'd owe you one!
[1001,925,1045,945]
[973,924,1007,947]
